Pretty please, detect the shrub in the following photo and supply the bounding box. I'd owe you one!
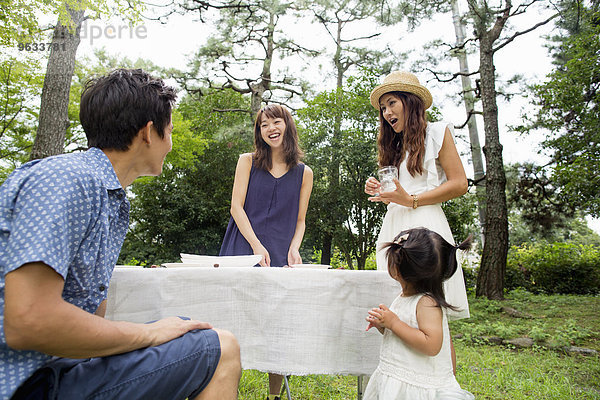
[506,242,600,294]
[462,265,478,291]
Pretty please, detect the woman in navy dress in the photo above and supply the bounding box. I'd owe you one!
[220,104,313,400]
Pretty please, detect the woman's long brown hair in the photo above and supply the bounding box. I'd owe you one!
[377,92,428,176]
[253,104,303,171]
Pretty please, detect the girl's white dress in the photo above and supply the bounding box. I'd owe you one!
[363,294,475,400]
[376,121,469,320]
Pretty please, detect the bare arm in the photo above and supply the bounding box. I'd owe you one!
[229,153,270,266]
[4,263,211,359]
[366,127,468,207]
[366,297,444,356]
[287,166,313,266]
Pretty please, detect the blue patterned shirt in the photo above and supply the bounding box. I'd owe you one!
[0,147,130,399]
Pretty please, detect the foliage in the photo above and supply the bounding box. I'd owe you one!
[441,191,479,245]
[505,163,575,235]
[0,0,144,46]
[0,56,44,182]
[310,246,349,269]
[297,69,385,269]
[518,4,600,216]
[461,262,478,292]
[299,0,398,79]
[503,162,600,247]
[505,242,600,294]
[508,209,600,247]
[119,137,240,264]
[186,0,310,114]
[119,90,252,265]
[0,0,52,46]
[0,49,162,182]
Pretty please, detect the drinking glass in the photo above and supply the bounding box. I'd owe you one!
[378,166,398,193]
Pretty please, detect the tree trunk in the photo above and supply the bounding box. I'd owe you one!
[475,34,508,300]
[321,20,345,266]
[321,233,332,265]
[451,0,486,241]
[249,11,275,117]
[30,5,85,160]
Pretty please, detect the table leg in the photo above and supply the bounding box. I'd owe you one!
[283,375,292,400]
[357,375,369,400]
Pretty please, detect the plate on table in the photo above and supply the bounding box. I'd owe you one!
[162,263,203,268]
[178,254,262,268]
[290,264,330,269]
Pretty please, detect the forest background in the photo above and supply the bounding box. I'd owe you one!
[0,0,599,300]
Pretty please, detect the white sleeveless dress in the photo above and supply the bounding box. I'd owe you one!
[375,121,470,320]
[363,294,475,400]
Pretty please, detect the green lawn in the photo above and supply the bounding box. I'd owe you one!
[238,291,600,399]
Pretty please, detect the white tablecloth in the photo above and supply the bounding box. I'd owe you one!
[105,266,400,376]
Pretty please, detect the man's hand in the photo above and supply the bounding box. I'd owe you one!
[144,317,212,347]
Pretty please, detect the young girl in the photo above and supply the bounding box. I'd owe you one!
[364,71,470,321]
[364,227,475,400]
[219,104,313,399]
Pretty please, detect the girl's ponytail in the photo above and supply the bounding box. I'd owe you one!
[456,235,473,252]
[444,234,473,280]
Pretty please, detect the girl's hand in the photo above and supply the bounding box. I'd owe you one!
[366,304,399,330]
[287,248,302,267]
[253,244,271,267]
[366,307,385,334]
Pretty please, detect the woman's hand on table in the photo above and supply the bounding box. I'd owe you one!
[252,244,271,267]
[287,248,302,267]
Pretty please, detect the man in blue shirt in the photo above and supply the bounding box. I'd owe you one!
[0,69,241,399]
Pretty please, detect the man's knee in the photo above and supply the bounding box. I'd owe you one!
[213,329,240,365]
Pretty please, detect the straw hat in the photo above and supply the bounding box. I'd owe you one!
[370,71,433,110]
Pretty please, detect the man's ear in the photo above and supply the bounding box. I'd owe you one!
[139,121,154,144]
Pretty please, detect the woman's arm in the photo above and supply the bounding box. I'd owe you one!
[367,297,444,356]
[287,166,314,266]
[229,153,270,266]
[373,127,468,207]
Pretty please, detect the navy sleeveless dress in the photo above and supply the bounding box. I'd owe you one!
[219,161,305,267]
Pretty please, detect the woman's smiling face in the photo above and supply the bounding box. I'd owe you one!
[379,93,405,133]
[260,115,286,148]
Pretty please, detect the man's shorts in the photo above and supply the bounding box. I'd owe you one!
[12,328,221,400]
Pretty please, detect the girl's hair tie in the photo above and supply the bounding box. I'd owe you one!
[393,233,409,245]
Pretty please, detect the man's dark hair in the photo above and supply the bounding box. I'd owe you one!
[80,68,177,151]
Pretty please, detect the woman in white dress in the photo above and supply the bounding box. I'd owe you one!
[364,71,470,321]
[364,71,471,373]
[364,228,475,400]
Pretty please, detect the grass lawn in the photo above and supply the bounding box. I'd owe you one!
[238,290,600,399]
